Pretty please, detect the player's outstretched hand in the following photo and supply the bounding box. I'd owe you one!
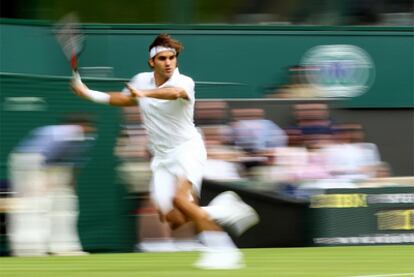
[125,83,144,98]
[71,75,89,99]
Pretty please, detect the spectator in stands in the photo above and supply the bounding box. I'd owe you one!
[293,103,332,133]
[115,106,152,194]
[231,108,287,153]
[193,101,243,181]
[284,127,304,147]
[194,101,229,126]
[293,122,386,198]
[202,125,244,181]
[322,123,384,181]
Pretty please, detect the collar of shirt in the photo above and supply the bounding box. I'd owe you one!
[151,68,180,88]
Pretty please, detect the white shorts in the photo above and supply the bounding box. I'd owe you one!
[150,136,207,214]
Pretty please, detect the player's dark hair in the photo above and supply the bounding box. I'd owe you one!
[149,33,183,57]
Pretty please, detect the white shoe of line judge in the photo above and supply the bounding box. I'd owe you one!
[196,191,260,270]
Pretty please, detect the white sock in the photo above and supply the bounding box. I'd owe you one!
[198,231,237,250]
[202,206,225,222]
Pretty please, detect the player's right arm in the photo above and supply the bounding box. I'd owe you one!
[71,78,137,107]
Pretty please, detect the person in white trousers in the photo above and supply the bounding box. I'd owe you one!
[7,115,95,256]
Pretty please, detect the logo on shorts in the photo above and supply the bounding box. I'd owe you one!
[301,45,375,97]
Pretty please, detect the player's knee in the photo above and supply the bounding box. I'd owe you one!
[165,209,187,229]
[168,220,184,230]
[172,194,188,209]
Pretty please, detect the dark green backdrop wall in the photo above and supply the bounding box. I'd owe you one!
[1,20,413,107]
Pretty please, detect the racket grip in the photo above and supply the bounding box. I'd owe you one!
[72,70,82,85]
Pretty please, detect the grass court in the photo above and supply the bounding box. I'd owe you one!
[1,245,413,277]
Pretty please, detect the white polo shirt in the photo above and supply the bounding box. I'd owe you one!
[125,68,201,156]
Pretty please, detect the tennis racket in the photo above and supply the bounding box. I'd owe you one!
[54,13,85,82]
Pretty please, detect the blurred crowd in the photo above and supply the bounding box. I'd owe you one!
[115,101,390,201]
[0,101,395,255]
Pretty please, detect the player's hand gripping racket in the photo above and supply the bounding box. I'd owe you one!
[54,13,85,83]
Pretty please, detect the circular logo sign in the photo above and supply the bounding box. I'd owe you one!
[301,45,375,97]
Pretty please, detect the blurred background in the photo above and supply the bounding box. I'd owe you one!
[1,0,413,25]
[0,0,413,256]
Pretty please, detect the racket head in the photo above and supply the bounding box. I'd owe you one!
[54,13,85,72]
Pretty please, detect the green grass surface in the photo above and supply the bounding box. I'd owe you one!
[1,246,413,277]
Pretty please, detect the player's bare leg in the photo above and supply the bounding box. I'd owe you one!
[164,208,188,230]
[172,180,219,231]
[171,178,245,270]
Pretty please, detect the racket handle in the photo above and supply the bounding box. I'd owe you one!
[72,70,83,86]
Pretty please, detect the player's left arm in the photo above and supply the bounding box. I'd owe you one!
[126,77,195,101]
[127,84,189,100]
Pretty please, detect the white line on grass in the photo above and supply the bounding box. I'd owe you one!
[350,273,414,277]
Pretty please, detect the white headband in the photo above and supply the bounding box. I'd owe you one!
[149,46,176,58]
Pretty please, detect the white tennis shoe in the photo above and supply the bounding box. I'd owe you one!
[207,191,259,236]
[194,248,244,270]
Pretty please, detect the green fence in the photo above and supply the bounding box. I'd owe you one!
[1,20,413,107]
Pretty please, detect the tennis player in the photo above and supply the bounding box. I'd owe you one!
[71,33,259,269]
